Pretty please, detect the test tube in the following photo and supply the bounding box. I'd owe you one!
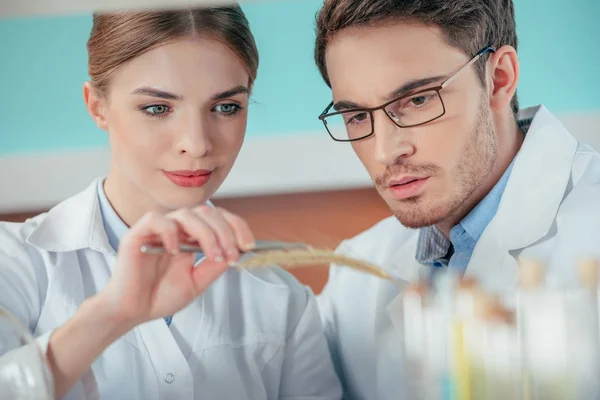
[573,258,600,398]
[400,283,428,400]
[517,258,597,400]
[515,257,546,400]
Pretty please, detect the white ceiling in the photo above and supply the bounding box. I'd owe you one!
[0,0,259,18]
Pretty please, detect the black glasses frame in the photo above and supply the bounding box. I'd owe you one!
[318,46,496,142]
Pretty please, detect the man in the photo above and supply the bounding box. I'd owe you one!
[314,0,600,398]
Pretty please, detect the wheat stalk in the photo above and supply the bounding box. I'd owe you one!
[233,248,395,281]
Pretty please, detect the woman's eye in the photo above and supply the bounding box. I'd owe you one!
[143,105,170,116]
[213,103,242,115]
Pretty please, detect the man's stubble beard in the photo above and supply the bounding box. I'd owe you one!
[375,98,498,229]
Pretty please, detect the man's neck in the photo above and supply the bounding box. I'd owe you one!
[436,117,525,237]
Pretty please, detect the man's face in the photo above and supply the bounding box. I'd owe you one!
[324,23,498,228]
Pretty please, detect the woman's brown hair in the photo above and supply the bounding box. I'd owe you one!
[87,5,259,95]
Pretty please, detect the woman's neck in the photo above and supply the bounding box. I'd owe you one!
[103,172,165,228]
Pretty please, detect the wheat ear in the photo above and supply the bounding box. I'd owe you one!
[233,248,394,281]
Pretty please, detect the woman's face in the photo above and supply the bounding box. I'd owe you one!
[85,36,250,216]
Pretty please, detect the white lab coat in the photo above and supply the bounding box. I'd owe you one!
[317,105,600,399]
[0,181,342,400]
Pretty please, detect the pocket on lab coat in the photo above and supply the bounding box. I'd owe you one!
[188,340,283,399]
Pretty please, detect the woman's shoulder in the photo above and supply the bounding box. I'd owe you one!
[0,214,54,294]
[0,212,48,252]
[0,179,100,248]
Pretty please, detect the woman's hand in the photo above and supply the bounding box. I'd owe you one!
[46,205,256,399]
[100,204,255,328]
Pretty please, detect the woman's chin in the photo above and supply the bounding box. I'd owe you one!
[160,188,220,210]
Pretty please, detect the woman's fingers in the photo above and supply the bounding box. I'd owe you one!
[167,206,255,263]
[218,207,256,251]
[125,211,181,255]
[191,258,231,295]
[167,208,224,262]
[123,207,255,264]
[193,205,240,262]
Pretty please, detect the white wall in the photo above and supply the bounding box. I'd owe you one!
[0,111,598,213]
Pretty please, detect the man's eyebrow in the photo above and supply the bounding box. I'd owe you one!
[332,75,446,112]
[332,100,362,112]
[384,75,446,101]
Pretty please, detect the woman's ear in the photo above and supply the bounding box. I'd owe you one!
[487,45,520,112]
[83,82,109,131]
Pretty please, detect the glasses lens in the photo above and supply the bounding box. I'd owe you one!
[323,110,372,141]
[385,90,444,127]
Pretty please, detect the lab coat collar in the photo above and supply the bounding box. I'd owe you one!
[26,178,114,254]
[26,178,218,256]
[494,105,577,249]
[464,105,578,286]
[386,105,579,326]
[385,234,423,283]
[336,218,425,284]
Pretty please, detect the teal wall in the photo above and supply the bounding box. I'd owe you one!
[1,0,598,155]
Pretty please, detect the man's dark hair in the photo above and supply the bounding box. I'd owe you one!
[315,0,519,114]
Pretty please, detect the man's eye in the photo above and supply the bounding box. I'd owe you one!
[410,96,429,106]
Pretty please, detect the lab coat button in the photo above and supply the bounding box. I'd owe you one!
[164,373,175,384]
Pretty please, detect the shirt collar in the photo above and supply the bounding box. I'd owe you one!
[457,158,515,243]
[416,160,516,265]
[415,226,448,264]
[415,114,531,265]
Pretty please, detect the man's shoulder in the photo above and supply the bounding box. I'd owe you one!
[567,142,600,206]
[527,144,600,260]
[574,140,600,165]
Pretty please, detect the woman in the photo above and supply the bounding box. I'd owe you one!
[0,5,341,400]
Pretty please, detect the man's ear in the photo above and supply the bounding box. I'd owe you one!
[487,45,520,112]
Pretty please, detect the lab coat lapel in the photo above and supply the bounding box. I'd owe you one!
[26,178,114,255]
[385,106,578,323]
[465,106,578,291]
[374,232,424,398]
[374,278,412,399]
[385,233,423,283]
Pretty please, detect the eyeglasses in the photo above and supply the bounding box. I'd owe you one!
[318,46,496,142]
